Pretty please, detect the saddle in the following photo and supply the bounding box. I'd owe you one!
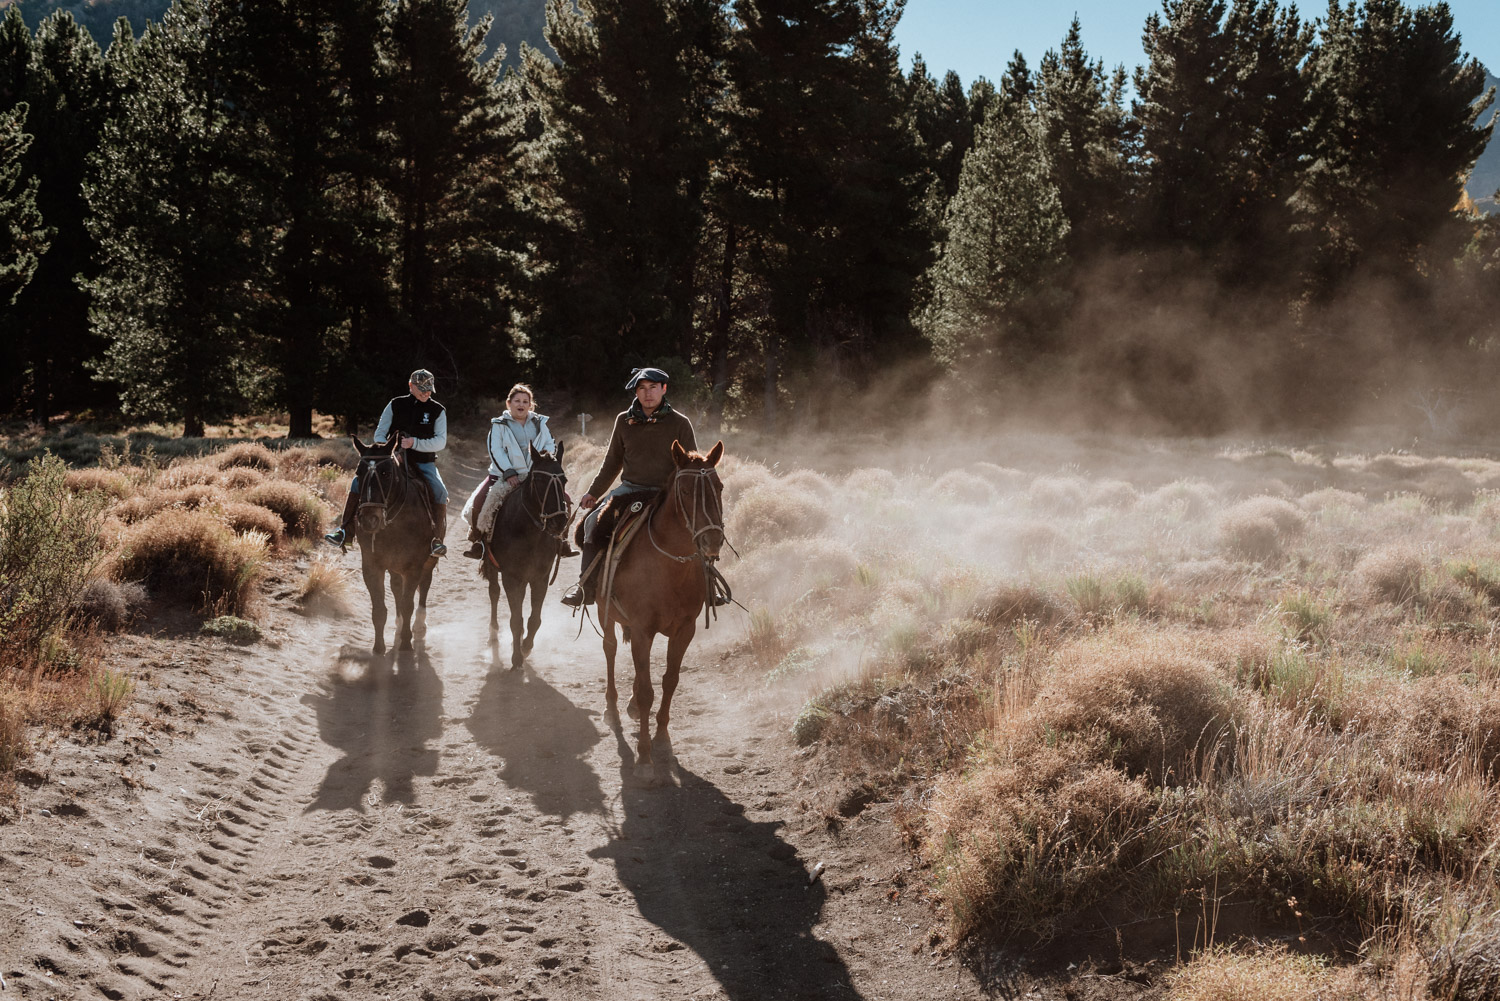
[574,490,655,549]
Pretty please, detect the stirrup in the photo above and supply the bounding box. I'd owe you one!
[430,539,447,557]
[560,583,590,607]
[324,527,347,547]
[709,592,732,608]
[462,540,485,560]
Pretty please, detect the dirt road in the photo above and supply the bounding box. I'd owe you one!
[0,549,991,1000]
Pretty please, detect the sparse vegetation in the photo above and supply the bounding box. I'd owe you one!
[199,615,261,644]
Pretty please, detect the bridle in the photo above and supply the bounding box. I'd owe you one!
[519,466,571,540]
[356,451,409,535]
[648,468,725,564]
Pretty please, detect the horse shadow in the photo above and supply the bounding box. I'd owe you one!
[589,720,861,1001]
[302,647,444,811]
[462,663,606,821]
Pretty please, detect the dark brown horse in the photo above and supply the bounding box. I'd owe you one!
[600,440,725,779]
[481,444,570,670]
[349,435,437,655]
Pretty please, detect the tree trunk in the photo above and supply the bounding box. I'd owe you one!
[288,403,314,439]
[763,336,779,436]
[183,410,205,439]
[709,224,735,436]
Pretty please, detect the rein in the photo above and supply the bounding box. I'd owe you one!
[643,467,733,628]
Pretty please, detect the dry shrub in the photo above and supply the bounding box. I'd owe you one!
[0,690,29,775]
[1349,677,1500,772]
[1217,496,1304,562]
[298,555,351,616]
[732,537,858,604]
[1167,558,1245,589]
[1028,475,1086,513]
[1164,947,1366,1001]
[218,466,266,490]
[929,470,995,505]
[1145,479,1218,519]
[717,455,772,499]
[217,501,286,546]
[1353,544,1426,604]
[922,741,1154,939]
[977,519,1071,563]
[1298,487,1369,512]
[115,484,228,524]
[844,466,899,497]
[71,578,146,632]
[780,469,835,499]
[1086,479,1138,510]
[242,481,327,540]
[972,462,1028,492]
[214,441,278,471]
[278,443,355,473]
[64,468,131,499]
[726,482,829,548]
[969,581,1067,628]
[1030,627,1235,782]
[157,460,221,489]
[112,509,266,615]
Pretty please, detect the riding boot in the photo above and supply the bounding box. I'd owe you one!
[324,492,359,547]
[556,535,580,558]
[560,542,600,607]
[462,520,485,559]
[429,503,448,557]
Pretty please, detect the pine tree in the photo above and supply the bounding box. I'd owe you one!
[0,11,112,423]
[907,58,975,208]
[918,104,1069,369]
[85,0,261,437]
[1300,0,1494,295]
[527,0,725,399]
[0,102,47,310]
[1033,18,1134,258]
[385,0,521,394]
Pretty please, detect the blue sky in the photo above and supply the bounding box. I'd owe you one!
[891,1,1500,87]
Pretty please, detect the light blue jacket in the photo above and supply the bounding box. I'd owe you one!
[486,413,555,478]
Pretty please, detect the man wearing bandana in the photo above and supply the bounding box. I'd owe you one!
[561,367,698,607]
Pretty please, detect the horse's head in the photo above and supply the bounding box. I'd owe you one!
[349,435,404,535]
[525,443,570,534]
[669,439,726,560]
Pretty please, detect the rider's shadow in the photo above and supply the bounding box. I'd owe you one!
[462,666,606,820]
[590,724,859,1001]
[303,649,444,811]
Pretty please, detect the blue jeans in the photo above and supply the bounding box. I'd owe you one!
[348,460,448,504]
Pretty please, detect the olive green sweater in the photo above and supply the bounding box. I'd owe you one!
[586,408,698,498]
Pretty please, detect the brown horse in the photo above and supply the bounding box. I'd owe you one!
[349,435,437,655]
[600,440,725,779]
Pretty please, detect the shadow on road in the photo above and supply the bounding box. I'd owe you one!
[590,719,862,1001]
[303,647,444,811]
[463,663,606,820]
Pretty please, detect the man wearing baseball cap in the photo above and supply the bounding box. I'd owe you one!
[561,366,698,606]
[324,369,451,557]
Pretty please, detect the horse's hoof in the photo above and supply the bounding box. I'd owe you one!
[633,758,655,783]
[626,698,640,721]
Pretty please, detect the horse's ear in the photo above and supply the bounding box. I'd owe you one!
[706,440,724,467]
[530,443,541,460]
[671,439,687,467]
[349,433,371,456]
[557,440,565,463]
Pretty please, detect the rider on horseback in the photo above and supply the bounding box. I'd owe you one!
[460,383,578,561]
[561,366,718,607]
[323,369,451,557]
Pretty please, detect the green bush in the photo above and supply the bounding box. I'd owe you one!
[0,454,110,668]
[200,615,261,645]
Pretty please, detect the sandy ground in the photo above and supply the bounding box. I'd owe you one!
[0,544,1080,1001]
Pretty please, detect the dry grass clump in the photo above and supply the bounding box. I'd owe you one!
[1144,478,1218,519]
[111,509,266,615]
[64,467,132,499]
[1028,627,1235,783]
[242,481,327,540]
[114,484,229,524]
[298,555,351,616]
[217,501,286,546]
[1299,487,1369,512]
[0,690,28,776]
[218,466,266,490]
[157,460,221,489]
[726,482,829,548]
[1027,475,1086,513]
[1086,479,1139,510]
[1164,947,1366,1001]
[278,442,356,474]
[978,519,1070,563]
[780,469,835,499]
[843,466,899,497]
[929,470,995,505]
[1353,544,1427,604]
[71,578,146,632]
[971,462,1027,492]
[1348,677,1500,772]
[214,441,278,471]
[1217,496,1305,561]
[968,581,1068,628]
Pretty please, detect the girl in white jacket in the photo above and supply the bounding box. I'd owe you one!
[461,384,564,559]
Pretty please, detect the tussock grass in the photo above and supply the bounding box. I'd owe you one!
[298,555,351,617]
[217,501,286,545]
[218,466,266,490]
[726,481,829,548]
[242,481,327,540]
[213,442,278,471]
[112,510,266,615]
[1165,948,1366,1001]
[64,467,132,498]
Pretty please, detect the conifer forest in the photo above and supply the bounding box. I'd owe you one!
[0,0,1496,436]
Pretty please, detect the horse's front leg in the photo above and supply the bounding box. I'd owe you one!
[503,572,527,671]
[522,570,545,657]
[630,631,657,775]
[602,613,619,717]
[487,571,502,643]
[658,623,696,740]
[392,571,416,651]
[363,563,387,655]
[412,564,432,642]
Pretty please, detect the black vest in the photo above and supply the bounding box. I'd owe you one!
[387,394,444,463]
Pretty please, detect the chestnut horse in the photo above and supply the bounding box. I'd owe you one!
[349,435,437,654]
[481,444,570,670]
[600,440,725,778]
